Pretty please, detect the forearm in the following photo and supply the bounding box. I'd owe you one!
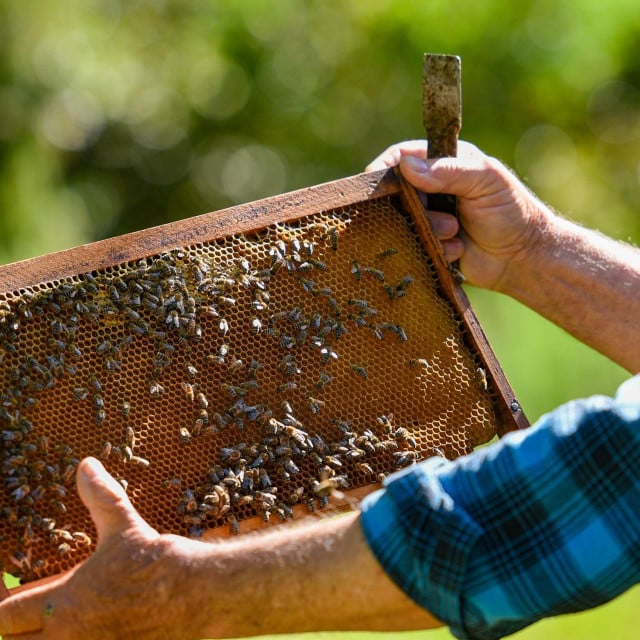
[498,206,640,373]
[190,512,441,638]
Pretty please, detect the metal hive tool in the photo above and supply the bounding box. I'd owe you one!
[0,54,528,588]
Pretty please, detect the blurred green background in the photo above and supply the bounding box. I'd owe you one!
[0,0,638,637]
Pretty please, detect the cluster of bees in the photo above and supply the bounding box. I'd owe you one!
[174,411,420,537]
[0,210,436,579]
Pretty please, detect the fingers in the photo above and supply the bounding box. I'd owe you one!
[428,210,458,240]
[440,237,465,264]
[0,580,58,636]
[365,140,427,171]
[76,457,155,544]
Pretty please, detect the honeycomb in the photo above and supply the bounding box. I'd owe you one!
[0,182,519,584]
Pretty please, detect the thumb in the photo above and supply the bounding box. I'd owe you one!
[398,141,493,197]
[76,457,156,545]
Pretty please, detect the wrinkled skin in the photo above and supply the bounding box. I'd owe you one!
[0,458,207,639]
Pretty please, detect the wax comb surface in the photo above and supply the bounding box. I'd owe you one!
[0,170,526,583]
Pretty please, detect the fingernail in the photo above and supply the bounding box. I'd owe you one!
[402,156,429,173]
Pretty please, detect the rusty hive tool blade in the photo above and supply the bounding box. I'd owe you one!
[422,53,462,215]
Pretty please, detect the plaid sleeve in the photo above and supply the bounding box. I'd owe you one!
[360,374,640,639]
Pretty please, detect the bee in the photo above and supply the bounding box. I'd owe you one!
[409,358,429,368]
[227,515,240,535]
[308,258,327,271]
[288,486,305,504]
[315,371,332,390]
[218,318,229,335]
[238,257,251,274]
[450,266,466,284]
[311,286,332,298]
[222,383,245,398]
[217,296,237,307]
[298,277,315,292]
[477,367,488,392]
[88,373,102,393]
[182,490,198,513]
[95,409,106,425]
[11,484,31,502]
[311,474,347,499]
[72,531,92,546]
[149,381,164,397]
[278,354,300,377]
[62,462,77,483]
[181,382,195,402]
[124,307,141,323]
[377,247,398,258]
[323,455,343,468]
[73,387,89,401]
[100,441,112,460]
[377,414,394,432]
[394,450,420,467]
[320,346,338,363]
[328,226,339,250]
[220,447,242,462]
[196,392,208,409]
[68,344,83,358]
[356,462,374,475]
[125,426,136,448]
[215,343,230,362]
[258,467,271,489]
[185,364,198,378]
[395,275,415,297]
[347,298,370,310]
[57,542,72,556]
[38,434,50,455]
[350,364,368,379]
[284,425,310,448]
[9,549,31,573]
[250,317,262,334]
[227,358,244,374]
[179,427,191,444]
[130,456,150,469]
[93,394,104,410]
[363,266,385,282]
[306,396,325,415]
[121,401,131,416]
[277,381,297,394]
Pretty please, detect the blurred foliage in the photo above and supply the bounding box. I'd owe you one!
[0,0,639,638]
[1,0,639,259]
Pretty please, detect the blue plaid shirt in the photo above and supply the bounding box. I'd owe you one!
[360,374,640,639]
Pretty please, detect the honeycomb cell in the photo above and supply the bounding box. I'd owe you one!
[0,195,502,583]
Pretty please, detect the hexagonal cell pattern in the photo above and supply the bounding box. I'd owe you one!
[0,196,496,582]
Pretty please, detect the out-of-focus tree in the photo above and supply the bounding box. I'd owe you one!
[1,0,639,265]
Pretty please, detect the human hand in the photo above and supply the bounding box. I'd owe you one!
[366,140,552,292]
[0,458,205,640]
